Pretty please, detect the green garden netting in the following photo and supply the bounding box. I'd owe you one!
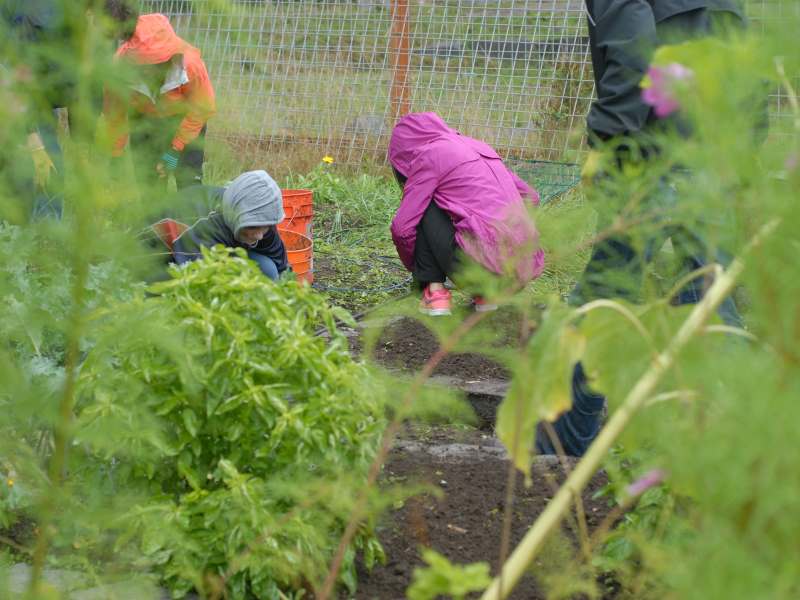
[508,159,582,204]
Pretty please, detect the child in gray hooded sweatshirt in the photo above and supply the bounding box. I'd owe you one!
[168,170,289,280]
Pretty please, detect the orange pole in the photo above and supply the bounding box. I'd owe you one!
[389,0,411,121]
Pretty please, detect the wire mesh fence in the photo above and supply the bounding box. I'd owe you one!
[747,0,800,140]
[140,0,794,172]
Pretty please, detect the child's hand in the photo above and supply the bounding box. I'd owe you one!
[157,148,181,179]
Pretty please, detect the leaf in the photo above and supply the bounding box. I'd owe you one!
[182,408,200,438]
[331,305,357,328]
[407,549,491,600]
[579,302,693,408]
[363,537,386,570]
[496,303,584,477]
[602,534,636,562]
[177,450,201,490]
[69,243,387,598]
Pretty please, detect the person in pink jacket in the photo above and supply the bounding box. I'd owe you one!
[388,112,545,315]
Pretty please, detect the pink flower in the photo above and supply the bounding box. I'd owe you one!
[626,468,667,498]
[785,151,799,173]
[642,63,694,118]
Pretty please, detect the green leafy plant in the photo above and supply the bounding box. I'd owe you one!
[0,223,139,540]
[482,20,800,600]
[74,248,386,598]
[406,549,491,600]
[2,3,799,600]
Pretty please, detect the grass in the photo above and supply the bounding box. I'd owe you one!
[203,151,590,315]
[284,161,410,314]
[527,186,594,300]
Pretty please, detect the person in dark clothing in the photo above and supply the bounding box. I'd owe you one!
[1,0,139,135]
[536,0,748,458]
[162,170,289,280]
[1,0,74,113]
[1,0,73,219]
[583,0,745,156]
[0,0,139,219]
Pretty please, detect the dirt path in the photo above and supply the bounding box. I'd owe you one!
[345,315,613,599]
[351,431,611,600]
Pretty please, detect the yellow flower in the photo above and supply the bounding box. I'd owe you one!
[322,155,334,164]
[7,478,14,487]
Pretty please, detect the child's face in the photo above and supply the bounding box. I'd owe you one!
[239,226,270,246]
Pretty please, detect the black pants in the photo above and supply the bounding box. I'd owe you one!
[130,115,206,190]
[414,202,458,286]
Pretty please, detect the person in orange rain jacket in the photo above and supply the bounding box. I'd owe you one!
[104,13,215,189]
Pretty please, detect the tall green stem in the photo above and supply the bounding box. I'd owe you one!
[318,308,492,600]
[27,220,89,594]
[27,7,96,590]
[479,219,778,600]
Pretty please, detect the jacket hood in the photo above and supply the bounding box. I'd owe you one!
[116,13,192,65]
[388,112,458,176]
[222,171,284,243]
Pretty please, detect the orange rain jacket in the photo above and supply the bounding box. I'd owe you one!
[104,13,216,156]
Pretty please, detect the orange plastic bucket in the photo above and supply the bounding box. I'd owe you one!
[278,228,313,284]
[151,218,189,252]
[281,189,314,238]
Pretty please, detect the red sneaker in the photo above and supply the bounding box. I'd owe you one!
[419,286,452,316]
[471,296,498,313]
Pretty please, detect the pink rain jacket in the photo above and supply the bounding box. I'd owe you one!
[388,112,545,282]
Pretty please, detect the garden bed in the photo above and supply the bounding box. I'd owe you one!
[350,428,612,600]
[313,252,411,315]
[339,309,614,599]
[353,310,533,381]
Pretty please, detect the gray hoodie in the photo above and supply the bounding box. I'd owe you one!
[222,170,285,242]
[169,183,288,274]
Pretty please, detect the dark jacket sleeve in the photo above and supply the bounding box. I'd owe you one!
[650,0,745,23]
[172,213,233,265]
[585,0,658,142]
[248,226,289,274]
[169,185,224,222]
[585,0,747,154]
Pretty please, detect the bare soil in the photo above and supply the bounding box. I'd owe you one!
[341,310,616,599]
[359,311,533,382]
[350,430,613,600]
